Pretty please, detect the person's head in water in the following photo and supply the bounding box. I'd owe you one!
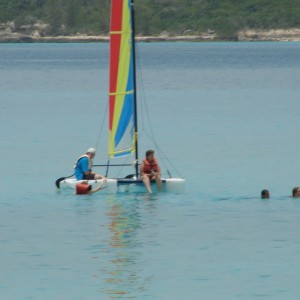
[292,187,300,198]
[261,189,270,199]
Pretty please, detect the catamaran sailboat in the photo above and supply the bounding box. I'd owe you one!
[57,0,185,193]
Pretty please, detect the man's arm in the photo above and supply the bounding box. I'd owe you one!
[89,179,107,194]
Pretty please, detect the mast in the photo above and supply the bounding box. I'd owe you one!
[131,0,139,178]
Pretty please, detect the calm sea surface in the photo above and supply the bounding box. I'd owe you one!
[1,42,300,299]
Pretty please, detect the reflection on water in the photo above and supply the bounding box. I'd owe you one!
[100,195,156,298]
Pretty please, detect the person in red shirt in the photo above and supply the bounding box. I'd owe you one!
[76,179,107,195]
[140,150,162,193]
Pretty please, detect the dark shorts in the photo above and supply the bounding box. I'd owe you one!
[82,173,96,180]
[142,174,156,181]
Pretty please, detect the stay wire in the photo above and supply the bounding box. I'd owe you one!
[135,47,183,179]
[95,99,108,152]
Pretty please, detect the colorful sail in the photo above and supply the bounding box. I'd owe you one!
[108,0,135,158]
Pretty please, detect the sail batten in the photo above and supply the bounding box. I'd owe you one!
[108,0,135,158]
[110,31,131,34]
[109,90,134,96]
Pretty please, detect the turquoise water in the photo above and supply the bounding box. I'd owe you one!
[1,42,300,299]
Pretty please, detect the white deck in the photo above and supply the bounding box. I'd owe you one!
[59,178,185,193]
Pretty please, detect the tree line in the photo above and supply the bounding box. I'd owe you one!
[1,0,300,37]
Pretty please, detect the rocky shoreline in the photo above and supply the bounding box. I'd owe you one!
[1,21,300,42]
[238,28,300,42]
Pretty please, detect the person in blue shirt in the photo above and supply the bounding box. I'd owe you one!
[74,148,105,180]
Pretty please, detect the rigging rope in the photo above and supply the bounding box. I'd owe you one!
[135,47,183,179]
[95,99,108,152]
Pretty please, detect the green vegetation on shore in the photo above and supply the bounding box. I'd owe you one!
[1,0,300,37]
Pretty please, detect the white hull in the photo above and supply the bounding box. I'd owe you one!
[59,178,185,194]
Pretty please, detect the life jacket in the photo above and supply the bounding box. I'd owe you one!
[142,157,159,174]
[76,182,91,194]
[74,155,92,171]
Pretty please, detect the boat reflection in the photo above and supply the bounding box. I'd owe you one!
[100,195,150,297]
